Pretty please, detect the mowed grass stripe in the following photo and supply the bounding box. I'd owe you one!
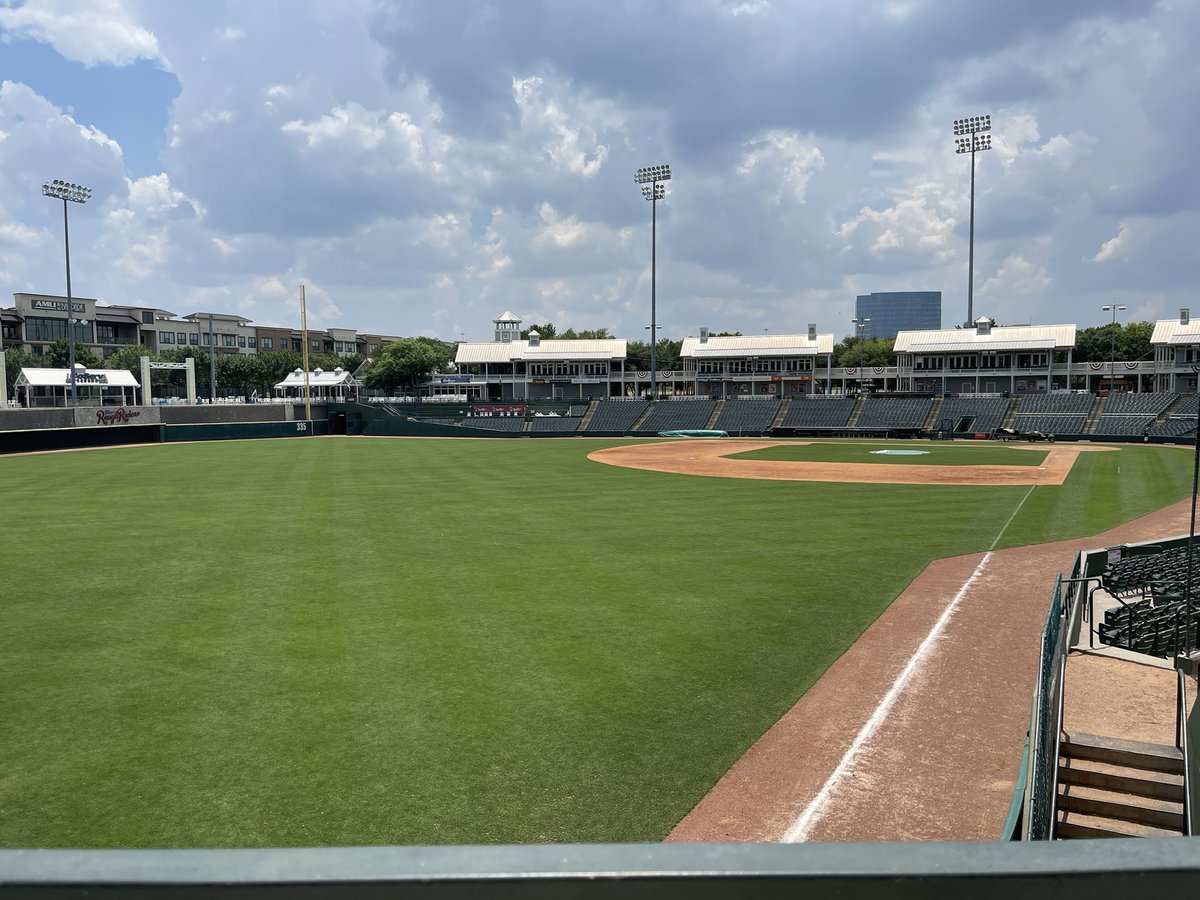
[732,440,1048,466]
[0,437,1191,847]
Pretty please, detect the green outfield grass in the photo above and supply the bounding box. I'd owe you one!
[731,440,1048,466]
[0,437,1192,848]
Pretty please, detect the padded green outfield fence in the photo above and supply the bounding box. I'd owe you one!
[160,421,328,442]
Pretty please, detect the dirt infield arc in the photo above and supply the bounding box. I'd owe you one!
[589,439,1110,485]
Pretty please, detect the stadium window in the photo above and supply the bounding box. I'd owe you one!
[238,335,247,347]
[248,337,257,349]
[311,340,320,351]
[203,334,212,346]
[222,334,236,347]
[189,334,199,344]
[141,311,154,324]
[160,331,175,344]
[176,332,186,344]
[261,337,273,349]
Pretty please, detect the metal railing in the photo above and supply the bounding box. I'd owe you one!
[1024,574,1066,840]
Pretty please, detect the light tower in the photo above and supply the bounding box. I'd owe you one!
[634,164,670,399]
[953,115,992,328]
[41,179,92,407]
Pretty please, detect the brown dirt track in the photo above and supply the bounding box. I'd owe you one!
[585,439,1191,843]
[589,438,1107,485]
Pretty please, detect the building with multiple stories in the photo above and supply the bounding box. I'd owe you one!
[855,291,941,340]
[1,293,397,362]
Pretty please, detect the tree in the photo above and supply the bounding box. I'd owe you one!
[520,323,557,339]
[1074,321,1153,363]
[364,336,453,396]
[833,336,895,368]
[2,348,38,398]
[42,338,99,369]
[103,344,156,377]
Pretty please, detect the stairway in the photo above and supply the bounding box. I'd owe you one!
[1056,732,1185,838]
[1001,398,1019,429]
[846,396,866,428]
[577,399,600,430]
[629,402,656,432]
[772,398,792,429]
[705,400,725,430]
[922,397,944,431]
[1083,396,1105,435]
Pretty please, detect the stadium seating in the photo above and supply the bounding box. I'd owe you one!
[633,401,718,433]
[780,398,855,428]
[583,401,648,432]
[460,417,527,432]
[1097,545,1200,659]
[1101,392,1176,415]
[527,417,581,432]
[856,397,933,428]
[1013,393,1094,415]
[1151,394,1198,437]
[711,399,779,434]
[936,397,1012,434]
[1010,394,1094,435]
[567,405,589,417]
[1010,415,1087,434]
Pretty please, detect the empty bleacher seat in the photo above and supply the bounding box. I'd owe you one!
[634,401,718,433]
[712,399,779,434]
[780,398,855,428]
[583,401,648,433]
[936,397,1012,434]
[857,397,932,428]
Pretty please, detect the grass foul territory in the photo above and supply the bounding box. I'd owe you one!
[0,437,1191,847]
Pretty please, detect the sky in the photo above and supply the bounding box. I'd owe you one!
[0,0,1196,343]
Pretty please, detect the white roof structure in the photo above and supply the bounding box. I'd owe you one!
[493,310,522,323]
[456,339,627,365]
[894,324,1076,354]
[680,333,835,358]
[1151,318,1200,345]
[15,367,139,388]
[274,367,358,389]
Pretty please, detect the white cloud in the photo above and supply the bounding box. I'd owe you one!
[1092,224,1130,263]
[737,130,824,204]
[0,0,166,68]
[0,221,42,246]
[512,76,611,177]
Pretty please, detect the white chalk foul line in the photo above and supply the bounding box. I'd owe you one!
[780,481,1038,842]
[780,549,993,842]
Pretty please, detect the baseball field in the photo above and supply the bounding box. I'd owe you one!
[0,436,1193,847]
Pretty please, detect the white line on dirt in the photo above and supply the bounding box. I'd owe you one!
[779,550,993,842]
[780,482,1037,842]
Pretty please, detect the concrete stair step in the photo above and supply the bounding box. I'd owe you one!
[1056,808,1183,839]
[1057,756,1185,803]
[1062,732,1183,774]
[1057,783,1184,831]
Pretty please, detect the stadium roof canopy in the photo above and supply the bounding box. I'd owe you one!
[893,324,1076,354]
[680,333,835,358]
[274,368,358,389]
[456,339,627,364]
[15,367,139,388]
[1151,318,1200,345]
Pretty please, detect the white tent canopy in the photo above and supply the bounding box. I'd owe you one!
[273,366,359,399]
[14,366,141,407]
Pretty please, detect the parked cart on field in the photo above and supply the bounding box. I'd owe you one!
[993,426,1056,443]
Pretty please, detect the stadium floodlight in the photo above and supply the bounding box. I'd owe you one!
[634,163,671,399]
[42,179,92,408]
[952,114,993,328]
[851,316,871,394]
[1102,304,1127,395]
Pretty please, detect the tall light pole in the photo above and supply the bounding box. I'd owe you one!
[953,115,992,328]
[1102,304,1126,395]
[635,164,670,400]
[852,316,871,394]
[41,179,92,407]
